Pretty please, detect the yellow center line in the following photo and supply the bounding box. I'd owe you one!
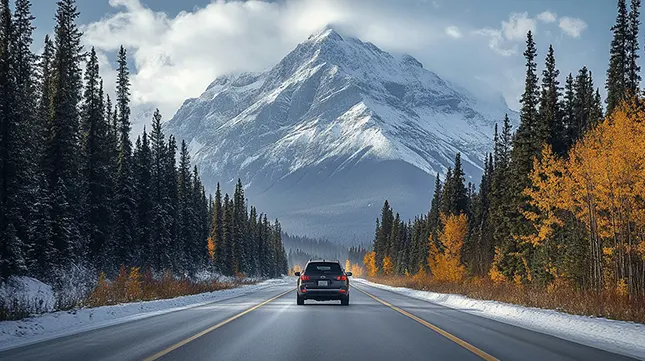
[354,286,499,361]
[142,288,294,361]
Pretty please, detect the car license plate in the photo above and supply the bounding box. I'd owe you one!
[317,280,328,287]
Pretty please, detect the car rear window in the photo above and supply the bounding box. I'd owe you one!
[305,262,342,274]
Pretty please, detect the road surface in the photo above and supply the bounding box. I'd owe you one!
[0,280,637,361]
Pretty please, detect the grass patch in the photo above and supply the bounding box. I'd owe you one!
[367,275,645,324]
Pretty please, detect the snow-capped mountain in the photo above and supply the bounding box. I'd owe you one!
[165,27,517,243]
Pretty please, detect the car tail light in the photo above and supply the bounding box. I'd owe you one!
[336,275,347,281]
[300,275,310,281]
[339,289,346,293]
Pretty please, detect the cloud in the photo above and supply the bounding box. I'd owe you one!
[474,12,537,57]
[80,0,557,126]
[502,12,536,41]
[474,28,517,56]
[559,17,587,38]
[445,26,462,38]
[537,11,557,23]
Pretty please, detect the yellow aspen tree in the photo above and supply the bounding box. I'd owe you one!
[382,256,394,275]
[428,213,467,283]
[363,251,377,277]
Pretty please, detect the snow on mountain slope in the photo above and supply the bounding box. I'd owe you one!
[165,27,518,243]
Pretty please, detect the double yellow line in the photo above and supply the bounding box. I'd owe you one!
[354,286,499,361]
[143,288,293,361]
[143,286,497,361]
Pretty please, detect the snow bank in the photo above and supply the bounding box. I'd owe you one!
[0,277,56,314]
[0,277,290,351]
[354,279,645,360]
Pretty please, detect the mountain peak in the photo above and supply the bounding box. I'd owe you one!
[306,26,345,43]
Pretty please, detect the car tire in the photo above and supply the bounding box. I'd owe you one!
[340,295,349,306]
[297,295,305,305]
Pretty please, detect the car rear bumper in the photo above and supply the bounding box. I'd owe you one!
[298,288,349,300]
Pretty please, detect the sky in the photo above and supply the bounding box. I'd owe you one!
[29,0,620,132]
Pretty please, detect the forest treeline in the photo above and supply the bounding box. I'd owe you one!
[367,0,645,301]
[0,0,287,283]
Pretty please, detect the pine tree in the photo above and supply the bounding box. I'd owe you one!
[81,48,113,270]
[538,45,564,155]
[46,0,84,267]
[513,30,540,182]
[221,193,234,275]
[210,183,224,272]
[441,154,468,216]
[134,129,153,268]
[606,0,629,114]
[114,45,137,268]
[374,200,393,270]
[177,140,193,272]
[627,0,641,95]
[562,74,576,151]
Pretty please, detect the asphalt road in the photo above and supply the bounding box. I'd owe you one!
[0,280,638,361]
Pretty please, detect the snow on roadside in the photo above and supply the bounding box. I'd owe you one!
[354,279,645,360]
[0,277,291,352]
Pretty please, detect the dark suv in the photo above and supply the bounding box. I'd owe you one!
[295,260,352,305]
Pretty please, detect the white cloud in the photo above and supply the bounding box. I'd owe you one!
[474,12,537,57]
[445,26,462,38]
[502,12,536,41]
[537,11,557,23]
[474,28,516,56]
[81,0,559,124]
[559,17,587,38]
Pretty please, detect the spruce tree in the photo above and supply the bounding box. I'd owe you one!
[47,0,84,267]
[210,183,224,272]
[81,48,113,270]
[627,0,641,95]
[606,0,629,114]
[135,129,153,268]
[513,30,540,182]
[176,140,193,272]
[114,45,136,268]
[562,74,576,151]
[538,45,564,155]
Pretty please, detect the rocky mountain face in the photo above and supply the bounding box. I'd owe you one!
[164,27,517,243]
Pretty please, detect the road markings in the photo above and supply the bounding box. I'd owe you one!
[142,288,293,361]
[354,286,499,361]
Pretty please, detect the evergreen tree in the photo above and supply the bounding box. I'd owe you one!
[374,200,393,270]
[114,45,136,268]
[513,30,540,182]
[177,140,193,271]
[81,48,112,270]
[627,0,641,95]
[134,129,153,268]
[538,45,564,155]
[606,0,629,114]
[46,0,84,266]
[210,183,224,272]
[441,154,468,216]
[562,74,576,151]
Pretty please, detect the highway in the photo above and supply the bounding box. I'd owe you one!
[0,280,637,361]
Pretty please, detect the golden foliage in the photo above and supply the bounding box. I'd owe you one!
[617,278,628,297]
[428,213,467,283]
[489,247,506,284]
[85,266,248,307]
[363,251,377,277]
[207,237,216,261]
[125,267,142,301]
[382,256,394,275]
[520,101,645,295]
[522,145,566,247]
[345,259,351,272]
[350,264,364,277]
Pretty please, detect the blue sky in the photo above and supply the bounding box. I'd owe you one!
[28,0,622,131]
